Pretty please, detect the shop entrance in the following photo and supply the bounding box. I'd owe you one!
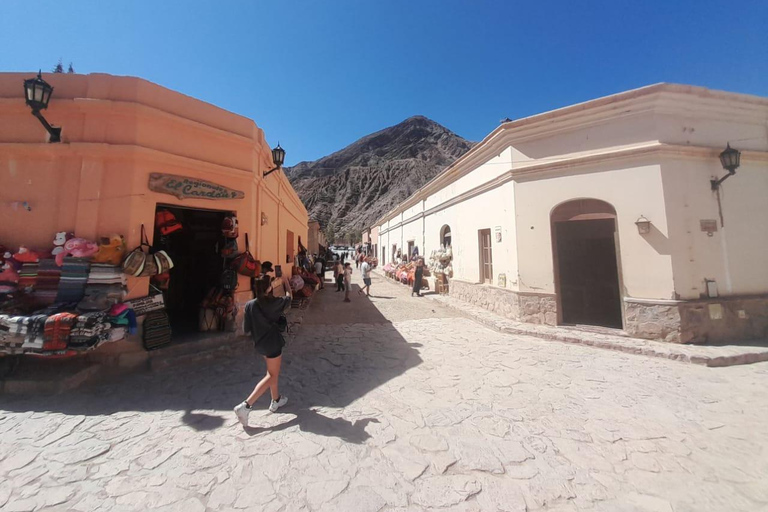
[152,205,232,335]
[552,199,623,329]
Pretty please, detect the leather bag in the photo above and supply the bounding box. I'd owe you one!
[231,233,260,277]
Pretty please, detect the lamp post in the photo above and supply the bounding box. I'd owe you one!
[23,71,61,142]
[711,143,741,190]
[263,143,286,178]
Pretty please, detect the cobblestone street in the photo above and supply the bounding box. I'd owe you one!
[1,271,767,511]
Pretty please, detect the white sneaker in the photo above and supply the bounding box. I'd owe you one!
[234,402,250,426]
[269,395,288,413]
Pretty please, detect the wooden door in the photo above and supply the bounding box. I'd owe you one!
[479,229,493,284]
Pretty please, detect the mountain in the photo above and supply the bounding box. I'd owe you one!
[284,115,474,240]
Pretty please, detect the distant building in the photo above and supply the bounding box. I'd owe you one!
[307,220,327,255]
[372,84,768,344]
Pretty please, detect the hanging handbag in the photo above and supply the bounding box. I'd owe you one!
[231,234,261,277]
[122,225,151,277]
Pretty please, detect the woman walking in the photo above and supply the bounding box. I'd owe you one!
[343,262,353,302]
[335,260,345,292]
[234,273,291,426]
[412,258,425,297]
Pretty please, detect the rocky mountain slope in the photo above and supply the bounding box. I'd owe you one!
[285,116,474,239]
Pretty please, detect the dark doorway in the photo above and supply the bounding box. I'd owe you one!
[152,205,231,335]
[554,218,622,328]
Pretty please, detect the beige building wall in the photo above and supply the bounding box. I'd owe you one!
[373,84,768,343]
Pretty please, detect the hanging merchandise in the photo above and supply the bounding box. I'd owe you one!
[122,225,152,277]
[121,225,171,277]
[221,215,239,238]
[220,238,238,258]
[142,310,172,350]
[231,233,260,277]
[220,268,238,291]
[155,209,183,236]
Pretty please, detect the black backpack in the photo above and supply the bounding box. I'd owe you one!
[220,268,238,291]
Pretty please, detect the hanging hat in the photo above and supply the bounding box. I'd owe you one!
[261,261,274,274]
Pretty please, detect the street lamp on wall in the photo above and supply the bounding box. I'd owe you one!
[263,143,286,178]
[635,216,651,235]
[711,144,741,190]
[23,71,61,142]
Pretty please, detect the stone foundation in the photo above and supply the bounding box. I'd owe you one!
[448,279,557,326]
[449,279,768,345]
[621,296,768,344]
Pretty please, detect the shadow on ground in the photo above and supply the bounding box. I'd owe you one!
[0,275,425,444]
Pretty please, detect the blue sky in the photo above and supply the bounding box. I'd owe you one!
[1,0,766,166]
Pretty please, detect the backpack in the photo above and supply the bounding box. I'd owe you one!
[220,268,238,291]
[155,210,183,236]
[142,310,172,350]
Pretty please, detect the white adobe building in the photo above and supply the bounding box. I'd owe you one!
[372,84,768,344]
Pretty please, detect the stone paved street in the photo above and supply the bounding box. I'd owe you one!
[1,271,768,511]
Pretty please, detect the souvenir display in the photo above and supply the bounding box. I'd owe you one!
[0,231,136,357]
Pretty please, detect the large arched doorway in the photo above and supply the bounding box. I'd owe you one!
[551,199,623,329]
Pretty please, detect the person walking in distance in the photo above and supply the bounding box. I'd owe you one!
[359,257,372,297]
[343,262,353,302]
[314,256,325,290]
[412,257,425,297]
[335,260,345,292]
[234,273,291,426]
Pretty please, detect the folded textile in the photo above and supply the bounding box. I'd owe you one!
[43,312,77,351]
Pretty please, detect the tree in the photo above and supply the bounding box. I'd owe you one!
[67,63,75,74]
[324,223,336,244]
[53,59,64,73]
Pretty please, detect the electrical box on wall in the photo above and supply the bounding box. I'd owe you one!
[705,279,718,298]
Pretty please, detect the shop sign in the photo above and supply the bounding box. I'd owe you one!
[124,294,165,316]
[149,173,245,200]
[494,226,502,243]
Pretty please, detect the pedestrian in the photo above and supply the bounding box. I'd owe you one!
[314,257,325,290]
[335,260,345,292]
[343,262,353,302]
[412,258,425,297]
[359,257,372,296]
[234,273,291,426]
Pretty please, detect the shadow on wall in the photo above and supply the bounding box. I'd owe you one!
[640,224,672,256]
[0,279,422,445]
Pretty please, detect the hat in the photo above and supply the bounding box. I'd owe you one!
[261,261,274,274]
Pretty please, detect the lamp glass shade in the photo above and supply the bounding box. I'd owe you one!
[719,144,740,173]
[635,216,651,235]
[272,144,286,167]
[23,72,54,111]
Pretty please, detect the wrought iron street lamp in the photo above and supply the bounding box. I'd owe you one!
[711,143,741,190]
[23,71,61,142]
[263,143,286,178]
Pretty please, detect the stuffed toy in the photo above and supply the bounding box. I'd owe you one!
[0,262,19,294]
[51,231,74,257]
[91,234,126,265]
[55,238,99,266]
[12,246,41,264]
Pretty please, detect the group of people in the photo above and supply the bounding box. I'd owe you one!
[333,253,372,302]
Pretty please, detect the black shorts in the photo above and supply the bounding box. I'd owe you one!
[255,334,285,359]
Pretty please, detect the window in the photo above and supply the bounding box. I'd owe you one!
[286,230,295,263]
[407,240,415,260]
[479,229,493,284]
[440,225,452,247]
